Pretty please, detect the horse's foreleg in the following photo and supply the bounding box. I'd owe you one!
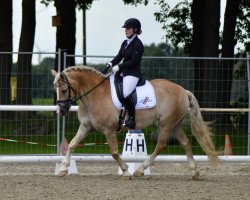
[59,124,90,176]
[134,127,170,177]
[175,128,200,180]
[104,131,131,179]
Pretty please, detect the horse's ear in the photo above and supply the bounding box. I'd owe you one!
[51,70,58,77]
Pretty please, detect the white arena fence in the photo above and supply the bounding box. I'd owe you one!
[0,51,250,163]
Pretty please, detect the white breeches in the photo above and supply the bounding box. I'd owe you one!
[123,76,139,98]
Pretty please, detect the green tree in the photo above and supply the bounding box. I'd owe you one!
[155,1,191,53]
[152,0,250,127]
[40,0,95,104]
[142,43,193,89]
[125,0,250,129]
[153,0,221,108]
[32,57,55,98]
[17,0,36,105]
[0,1,12,119]
[40,0,95,70]
[219,0,241,125]
[191,0,221,113]
[144,43,171,56]
[142,43,171,80]
[153,0,250,54]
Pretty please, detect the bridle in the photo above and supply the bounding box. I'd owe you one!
[55,72,77,115]
[56,71,113,115]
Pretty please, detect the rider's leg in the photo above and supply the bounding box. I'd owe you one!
[123,95,136,128]
[123,76,139,129]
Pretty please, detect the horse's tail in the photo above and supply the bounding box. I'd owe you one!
[186,90,220,165]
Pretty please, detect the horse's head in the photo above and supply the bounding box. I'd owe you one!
[51,70,77,116]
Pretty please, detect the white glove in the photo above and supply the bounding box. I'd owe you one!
[106,62,112,68]
[112,65,119,72]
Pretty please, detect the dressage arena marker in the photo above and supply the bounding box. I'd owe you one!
[54,138,78,175]
[54,159,78,175]
[118,129,150,175]
[55,138,78,175]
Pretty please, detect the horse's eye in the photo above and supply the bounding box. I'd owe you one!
[61,90,67,94]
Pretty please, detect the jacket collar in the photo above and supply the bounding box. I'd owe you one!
[125,35,138,49]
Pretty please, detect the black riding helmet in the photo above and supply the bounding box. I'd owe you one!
[122,18,142,35]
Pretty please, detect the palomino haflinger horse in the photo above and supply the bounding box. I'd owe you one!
[51,65,220,180]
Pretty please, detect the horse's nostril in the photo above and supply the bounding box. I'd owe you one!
[60,108,67,116]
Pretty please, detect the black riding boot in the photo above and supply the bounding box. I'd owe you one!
[123,95,136,129]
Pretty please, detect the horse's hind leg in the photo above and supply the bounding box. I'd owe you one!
[174,127,200,180]
[59,123,91,176]
[104,131,131,179]
[134,126,171,177]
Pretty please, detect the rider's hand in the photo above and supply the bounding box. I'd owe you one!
[106,62,112,68]
[102,62,112,74]
[112,65,119,72]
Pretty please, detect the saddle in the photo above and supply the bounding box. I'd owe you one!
[114,73,146,106]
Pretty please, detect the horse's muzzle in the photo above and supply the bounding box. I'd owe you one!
[60,106,69,116]
[56,99,72,116]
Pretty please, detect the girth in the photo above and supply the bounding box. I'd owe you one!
[114,73,145,105]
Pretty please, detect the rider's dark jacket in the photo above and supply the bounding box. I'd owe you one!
[111,36,144,79]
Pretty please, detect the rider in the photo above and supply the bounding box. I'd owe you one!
[106,18,144,129]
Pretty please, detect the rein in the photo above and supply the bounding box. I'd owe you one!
[57,71,114,105]
[73,72,114,103]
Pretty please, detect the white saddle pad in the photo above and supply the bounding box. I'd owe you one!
[110,73,156,110]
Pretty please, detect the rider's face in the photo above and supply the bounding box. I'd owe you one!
[125,27,134,38]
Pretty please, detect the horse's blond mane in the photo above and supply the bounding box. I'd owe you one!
[64,65,105,78]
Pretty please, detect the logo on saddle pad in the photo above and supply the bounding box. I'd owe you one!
[109,73,156,110]
[141,97,152,105]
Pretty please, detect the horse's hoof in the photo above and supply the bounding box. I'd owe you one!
[133,170,144,177]
[59,171,68,177]
[122,171,132,180]
[192,171,200,180]
[122,175,132,180]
